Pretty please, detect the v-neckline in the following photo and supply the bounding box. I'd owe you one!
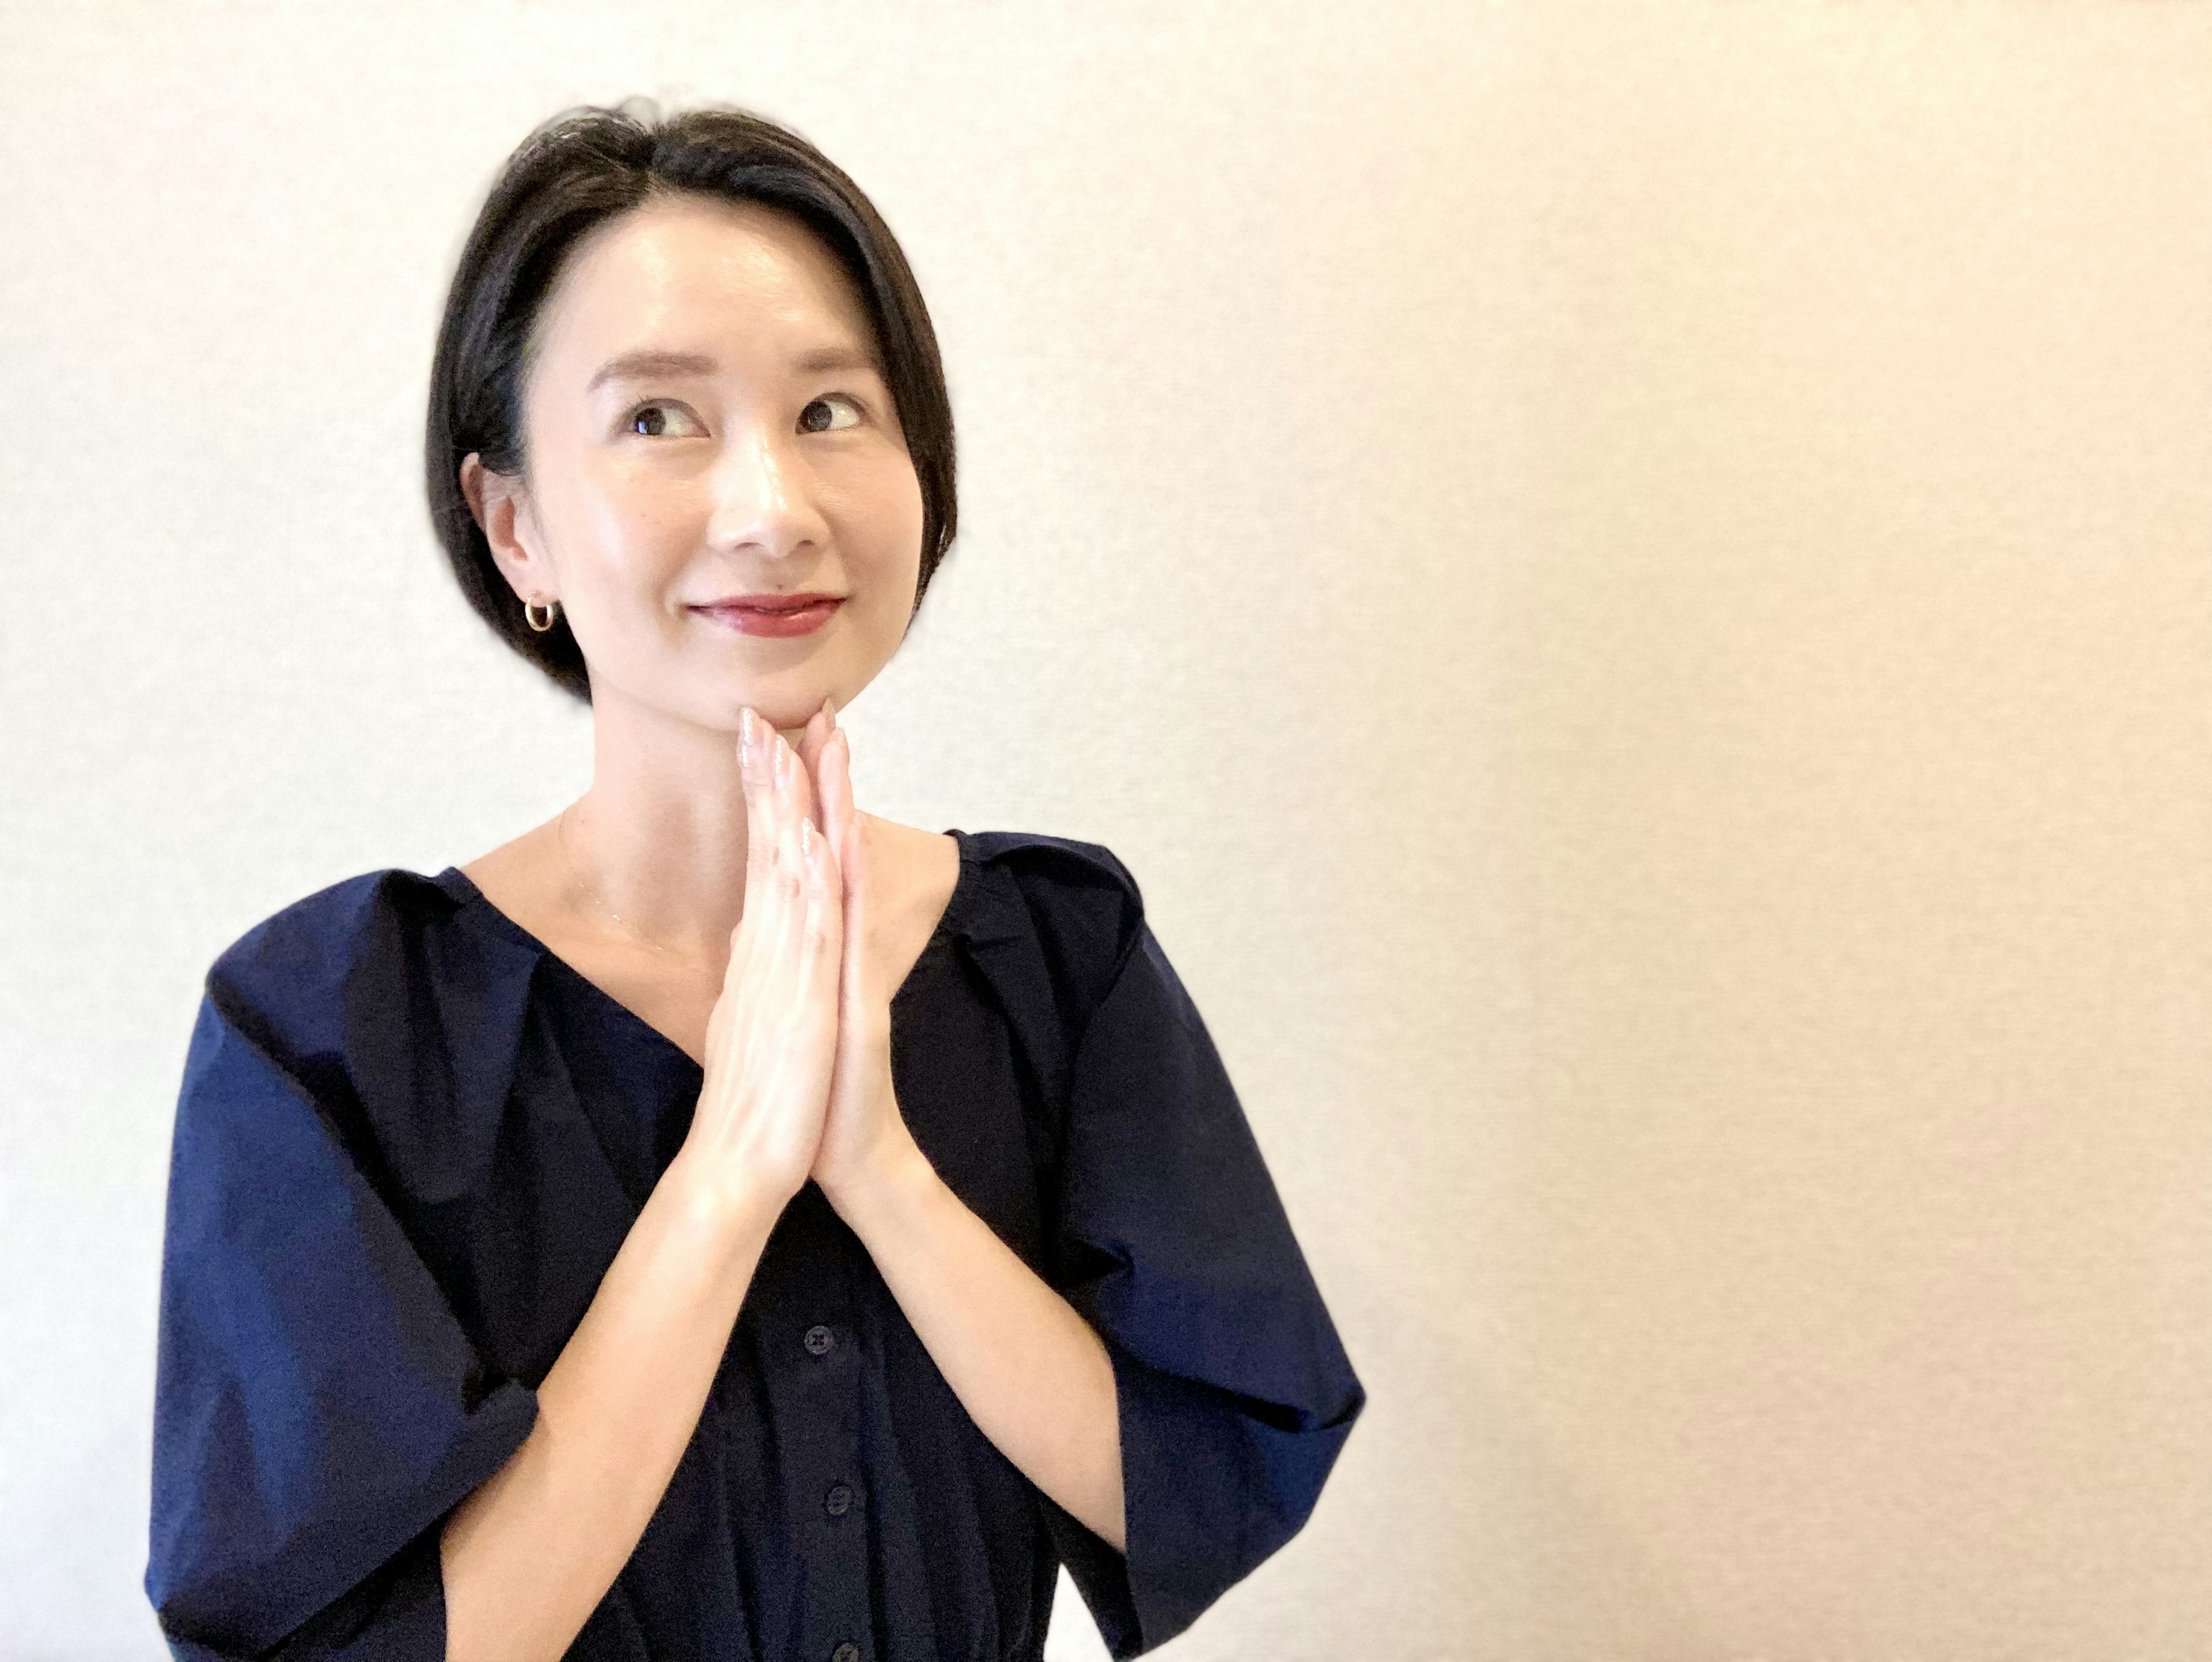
[433,827,974,1074]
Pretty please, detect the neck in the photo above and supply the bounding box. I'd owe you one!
[556,688,815,967]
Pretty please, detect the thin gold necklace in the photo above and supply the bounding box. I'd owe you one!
[555,804,716,974]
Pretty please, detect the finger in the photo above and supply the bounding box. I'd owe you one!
[750,721,800,889]
[798,694,839,831]
[777,802,844,1068]
[777,735,841,949]
[782,722,825,837]
[839,809,871,1013]
[802,737,843,893]
[797,700,830,782]
[710,719,795,1077]
[800,813,844,997]
[749,732,811,976]
[729,708,774,970]
[821,737,860,1023]
[819,728,855,884]
[753,740,820,1023]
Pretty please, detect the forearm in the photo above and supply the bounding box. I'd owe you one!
[832,1146,1127,1552]
[440,1152,785,1662]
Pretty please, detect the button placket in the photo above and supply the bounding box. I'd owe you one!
[787,1353,869,1660]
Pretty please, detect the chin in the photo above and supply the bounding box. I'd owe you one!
[714,686,831,739]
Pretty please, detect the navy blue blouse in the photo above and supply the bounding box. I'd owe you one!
[145,828,1363,1662]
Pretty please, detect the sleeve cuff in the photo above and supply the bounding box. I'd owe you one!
[158,1379,538,1660]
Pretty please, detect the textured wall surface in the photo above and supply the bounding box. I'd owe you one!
[3,3,2208,1658]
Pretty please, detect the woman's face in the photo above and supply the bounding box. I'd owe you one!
[474,191,926,735]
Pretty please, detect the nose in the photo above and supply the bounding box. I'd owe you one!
[706,417,830,561]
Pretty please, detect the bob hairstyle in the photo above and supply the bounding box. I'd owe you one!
[425,100,957,705]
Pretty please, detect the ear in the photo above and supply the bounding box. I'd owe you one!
[460,452,556,604]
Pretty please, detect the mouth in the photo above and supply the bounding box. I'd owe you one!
[691,596,844,638]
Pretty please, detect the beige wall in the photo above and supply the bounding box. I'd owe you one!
[3,3,2207,1656]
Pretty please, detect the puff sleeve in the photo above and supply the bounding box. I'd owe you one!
[1040,911,1365,1657]
[144,986,538,1659]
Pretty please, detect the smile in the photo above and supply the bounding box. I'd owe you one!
[691,599,843,638]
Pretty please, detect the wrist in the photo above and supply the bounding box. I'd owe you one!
[660,1144,792,1267]
[820,1133,938,1234]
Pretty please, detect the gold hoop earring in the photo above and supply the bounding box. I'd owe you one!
[524,597,558,634]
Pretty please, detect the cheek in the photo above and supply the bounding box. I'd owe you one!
[876,483,927,623]
[612,456,707,544]
[546,455,705,580]
[858,461,926,574]
[822,454,923,576]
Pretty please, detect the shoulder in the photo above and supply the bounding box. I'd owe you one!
[206,866,456,996]
[190,865,546,1178]
[959,828,1143,906]
[200,866,475,1069]
[956,829,1150,1013]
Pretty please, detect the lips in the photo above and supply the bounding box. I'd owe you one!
[692,596,843,638]
[707,592,841,611]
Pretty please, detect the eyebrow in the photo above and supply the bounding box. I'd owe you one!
[585,344,886,393]
[791,346,885,377]
[585,350,718,394]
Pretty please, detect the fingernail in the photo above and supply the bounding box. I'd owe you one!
[740,707,757,764]
[801,817,817,862]
[824,693,837,725]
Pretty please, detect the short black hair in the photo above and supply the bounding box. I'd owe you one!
[425,100,957,705]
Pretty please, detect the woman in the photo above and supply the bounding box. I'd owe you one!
[145,103,1363,1662]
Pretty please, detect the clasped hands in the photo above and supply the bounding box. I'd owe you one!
[687,695,927,1224]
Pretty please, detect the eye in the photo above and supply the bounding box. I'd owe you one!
[798,394,862,434]
[626,402,705,439]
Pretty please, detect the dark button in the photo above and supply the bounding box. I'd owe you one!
[831,1646,860,1662]
[824,1482,854,1517]
[803,1323,836,1357]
